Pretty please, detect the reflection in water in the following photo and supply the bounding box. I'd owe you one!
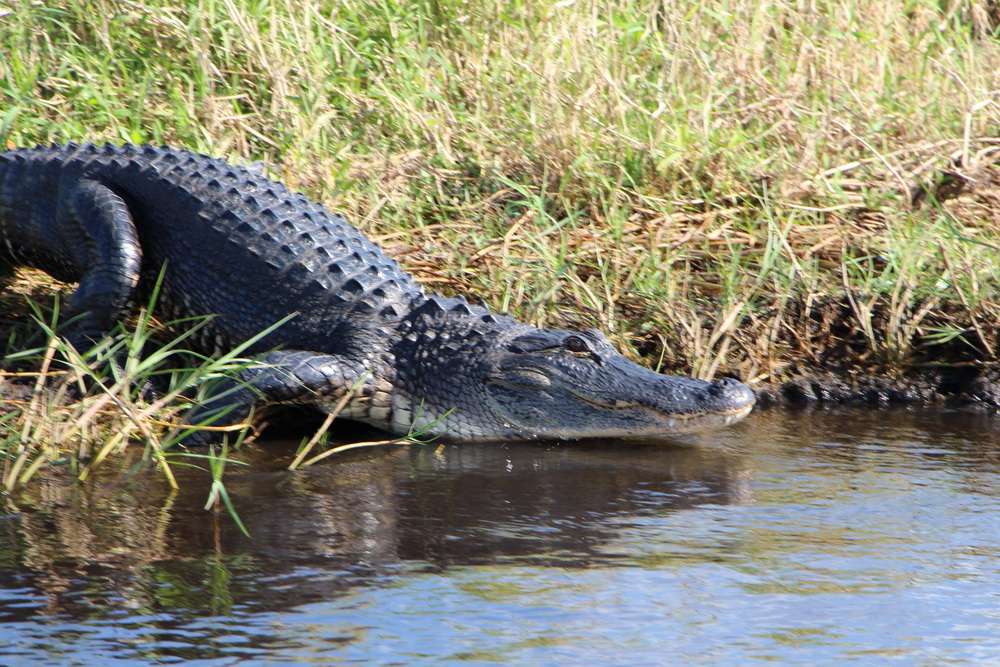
[2,441,751,614]
[1,408,999,663]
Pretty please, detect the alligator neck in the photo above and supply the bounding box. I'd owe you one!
[354,293,520,439]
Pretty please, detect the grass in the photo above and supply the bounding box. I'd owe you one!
[0,274,275,503]
[2,1,1000,475]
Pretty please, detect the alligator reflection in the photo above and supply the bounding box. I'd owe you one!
[0,439,751,621]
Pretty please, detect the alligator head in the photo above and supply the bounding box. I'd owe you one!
[392,317,755,442]
[481,328,755,440]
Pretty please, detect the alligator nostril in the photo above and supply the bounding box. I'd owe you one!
[706,376,757,409]
[709,377,744,398]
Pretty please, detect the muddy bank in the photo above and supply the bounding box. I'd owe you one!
[754,368,1000,411]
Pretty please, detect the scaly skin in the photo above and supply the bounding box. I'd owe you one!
[0,144,755,441]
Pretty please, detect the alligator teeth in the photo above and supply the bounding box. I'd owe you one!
[572,392,640,410]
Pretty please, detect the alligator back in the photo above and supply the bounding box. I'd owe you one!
[0,144,425,352]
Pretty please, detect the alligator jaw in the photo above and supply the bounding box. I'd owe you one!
[472,328,758,443]
[604,400,756,439]
[431,398,756,444]
[532,388,754,442]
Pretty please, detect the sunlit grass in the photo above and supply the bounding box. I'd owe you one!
[4,1,1000,378]
[0,276,285,530]
[2,0,1000,449]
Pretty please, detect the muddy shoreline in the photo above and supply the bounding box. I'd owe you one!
[754,369,1000,411]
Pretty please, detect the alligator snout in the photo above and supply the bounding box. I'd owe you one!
[705,376,756,412]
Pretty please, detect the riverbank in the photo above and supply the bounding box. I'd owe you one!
[3,1,1000,381]
[3,1,1000,487]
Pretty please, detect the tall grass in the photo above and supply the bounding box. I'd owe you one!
[0,277,281,496]
[2,0,1000,385]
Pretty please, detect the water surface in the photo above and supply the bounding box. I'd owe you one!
[1,408,998,664]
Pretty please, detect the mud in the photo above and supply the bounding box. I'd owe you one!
[755,368,1000,411]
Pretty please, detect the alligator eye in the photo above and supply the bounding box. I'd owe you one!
[564,335,589,353]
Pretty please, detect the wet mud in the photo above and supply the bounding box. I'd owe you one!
[755,368,1000,411]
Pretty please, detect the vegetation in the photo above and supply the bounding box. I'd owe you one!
[2,0,1000,485]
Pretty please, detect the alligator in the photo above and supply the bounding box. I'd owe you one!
[0,144,755,442]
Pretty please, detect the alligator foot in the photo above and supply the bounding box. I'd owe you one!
[180,349,368,445]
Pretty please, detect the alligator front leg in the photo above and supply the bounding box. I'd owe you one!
[57,179,142,348]
[183,349,370,443]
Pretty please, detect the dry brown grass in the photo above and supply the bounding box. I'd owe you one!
[3,0,1000,383]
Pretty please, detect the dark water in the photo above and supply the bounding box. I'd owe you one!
[1,409,998,665]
